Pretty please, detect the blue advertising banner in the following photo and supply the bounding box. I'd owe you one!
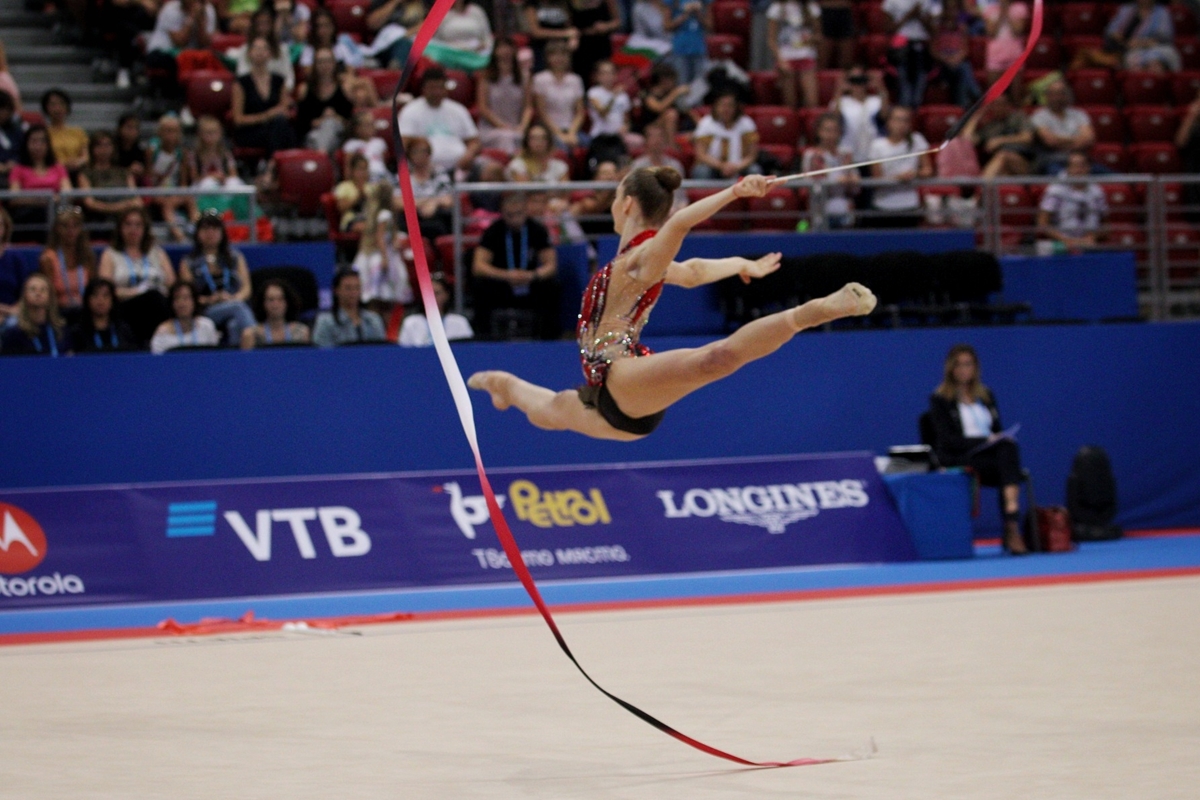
[0,453,915,611]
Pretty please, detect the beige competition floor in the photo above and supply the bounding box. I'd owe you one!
[1,576,1198,799]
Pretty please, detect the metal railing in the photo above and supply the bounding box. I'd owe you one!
[446,175,1200,321]
[3,174,1197,320]
[0,185,262,242]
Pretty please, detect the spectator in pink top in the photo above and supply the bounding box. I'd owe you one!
[7,124,72,239]
[532,41,586,149]
[983,0,1028,86]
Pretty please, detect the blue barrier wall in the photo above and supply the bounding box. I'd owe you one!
[1,322,1198,531]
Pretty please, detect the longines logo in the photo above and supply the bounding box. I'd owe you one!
[655,480,870,534]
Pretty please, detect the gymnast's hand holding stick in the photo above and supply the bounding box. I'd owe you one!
[468,169,877,442]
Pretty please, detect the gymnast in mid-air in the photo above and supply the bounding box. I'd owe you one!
[468,168,877,441]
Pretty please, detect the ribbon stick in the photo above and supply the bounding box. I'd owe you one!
[392,0,1040,765]
[776,0,1044,185]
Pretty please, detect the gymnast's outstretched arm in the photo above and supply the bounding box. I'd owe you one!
[665,253,783,288]
[638,175,775,280]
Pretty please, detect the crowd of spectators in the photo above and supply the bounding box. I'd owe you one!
[2,0,1200,353]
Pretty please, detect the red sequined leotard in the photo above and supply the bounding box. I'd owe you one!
[576,229,663,387]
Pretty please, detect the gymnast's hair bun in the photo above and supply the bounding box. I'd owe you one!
[650,166,682,193]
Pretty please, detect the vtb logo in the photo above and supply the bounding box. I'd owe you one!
[0,503,48,574]
[166,501,372,561]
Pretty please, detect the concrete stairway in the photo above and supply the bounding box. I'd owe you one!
[1,0,135,130]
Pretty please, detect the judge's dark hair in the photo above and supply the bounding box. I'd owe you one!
[620,166,681,226]
[252,277,301,322]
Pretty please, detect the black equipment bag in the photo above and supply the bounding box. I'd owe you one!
[1066,445,1123,541]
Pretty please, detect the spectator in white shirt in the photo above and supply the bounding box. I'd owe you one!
[343,111,391,183]
[1029,79,1096,175]
[150,280,220,354]
[397,66,481,175]
[532,40,587,149]
[866,105,932,227]
[399,273,474,346]
[766,0,822,109]
[691,92,761,179]
[1036,152,1108,250]
[586,60,641,166]
[831,65,889,162]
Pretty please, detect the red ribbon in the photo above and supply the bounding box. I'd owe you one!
[391,0,1043,765]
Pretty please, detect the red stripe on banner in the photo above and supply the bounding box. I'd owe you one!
[391,0,1047,766]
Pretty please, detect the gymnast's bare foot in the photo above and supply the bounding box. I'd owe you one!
[823,282,877,319]
[467,371,513,410]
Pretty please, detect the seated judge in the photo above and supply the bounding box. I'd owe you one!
[927,343,1029,554]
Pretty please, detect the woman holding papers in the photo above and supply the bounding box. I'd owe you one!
[929,343,1029,554]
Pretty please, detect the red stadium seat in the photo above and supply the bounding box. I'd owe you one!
[1066,68,1115,105]
[1128,142,1182,173]
[444,69,474,107]
[860,34,890,69]
[687,189,747,230]
[1060,35,1105,63]
[320,192,360,249]
[1171,2,1199,36]
[997,185,1034,230]
[1124,106,1178,142]
[816,70,842,105]
[759,143,797,170]
[707,34,747,66]
[1026,38,1062,70]
[185,70,235,121]
[1083,106,1125,143]
[328,0,371,38]
[747,188,801,230]
[1121,71,1172,105]
[435,233,479,274]
[1090,142,1131,172]
[712,1,752,39]
[916,105,961,143]
[359,69,402,99]
[968,37,988,70]
[746,106,801,145]
[1172,70,1200,104]
[1161,182,1187,220]
[863,3,891,33]
[210,33,245,52]
[1107,223,1147,253]
[1060,3,1104,35]
[1165,224,1200,286]
[1179,38,1200,69]
[798,107,825,140]
[274,150,335,216]
[1102,183,1141,223]
[750,71,782,105]
[922,81,952,106]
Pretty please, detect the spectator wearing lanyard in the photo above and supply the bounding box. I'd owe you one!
[150,280,220,354]
[97,207,177,347]
[0,207,18,323]
[312,269,387,347]
[39,205,96,326]
[0,273,67,356]
[471,191,561,341]
[241,278,311,349]
[178,214,256,346]
[69,278,137,353]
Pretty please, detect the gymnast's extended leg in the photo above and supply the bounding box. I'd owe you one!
[467,372,645,441]
[606,282,876,419]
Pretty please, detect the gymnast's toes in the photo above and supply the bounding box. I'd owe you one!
[828,283,877,318]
